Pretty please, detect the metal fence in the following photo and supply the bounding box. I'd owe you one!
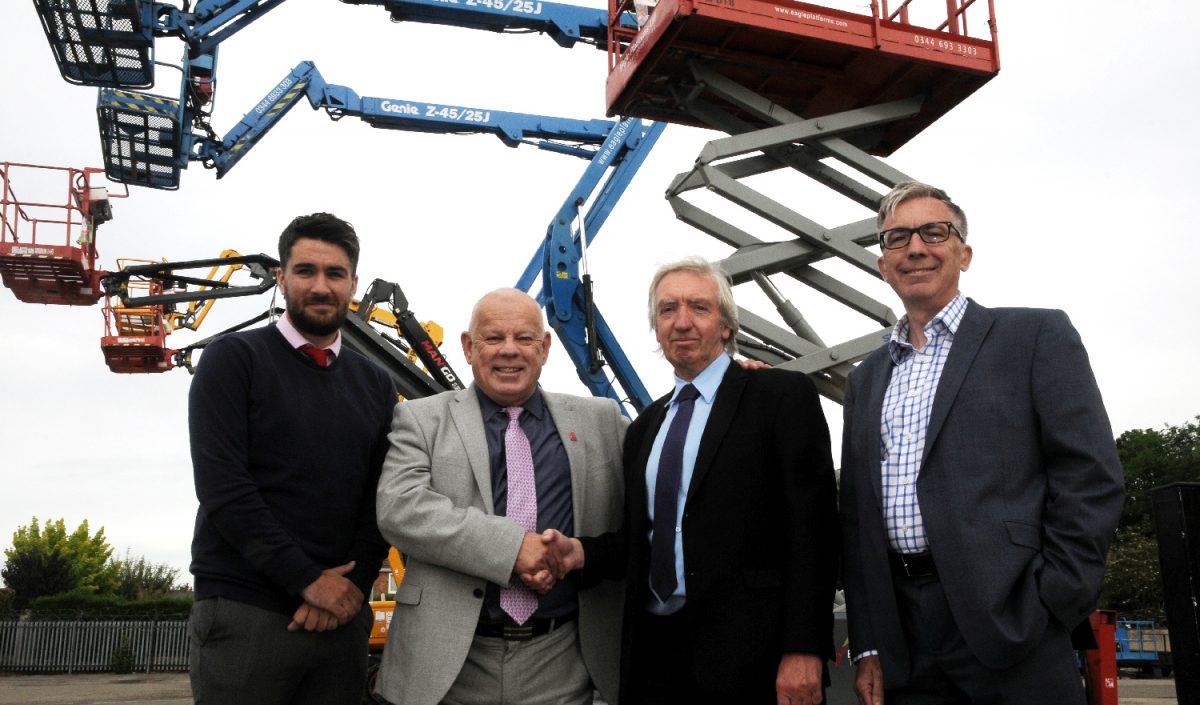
[0,619,189,673]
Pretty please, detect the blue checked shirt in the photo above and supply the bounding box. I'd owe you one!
[880,292,968,554]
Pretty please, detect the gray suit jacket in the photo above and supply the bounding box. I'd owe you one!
[375,386,627,705]
[839,300,1124,684]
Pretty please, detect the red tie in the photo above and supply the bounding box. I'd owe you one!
[299,344,331,367]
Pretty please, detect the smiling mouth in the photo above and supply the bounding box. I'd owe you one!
[495,366,523,374]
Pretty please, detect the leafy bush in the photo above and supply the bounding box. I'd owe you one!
[111,638,136,674]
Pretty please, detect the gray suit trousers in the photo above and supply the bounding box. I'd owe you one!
[189,597,372,705]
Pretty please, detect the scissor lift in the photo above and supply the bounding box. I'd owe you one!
[604,0,1000,401]
[0,162,126,306]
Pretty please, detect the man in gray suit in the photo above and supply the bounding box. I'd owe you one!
[375,288,626,705]
[840,182,1124,705]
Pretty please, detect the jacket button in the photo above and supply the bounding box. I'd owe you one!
[473,588,484,598]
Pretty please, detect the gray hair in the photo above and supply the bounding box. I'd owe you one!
[647,257,739,355]
[876,181,968,240]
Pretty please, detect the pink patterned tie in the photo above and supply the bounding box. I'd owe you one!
[500,406,539,624]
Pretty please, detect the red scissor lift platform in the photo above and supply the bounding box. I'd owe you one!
[0,162,124,305]
[606,0,1000,154]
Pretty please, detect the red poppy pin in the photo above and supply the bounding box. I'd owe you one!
[569,432,578,442]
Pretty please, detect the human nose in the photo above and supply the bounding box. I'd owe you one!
[901,231,931,255]
[310,272,332,293]
[496,334,520,355]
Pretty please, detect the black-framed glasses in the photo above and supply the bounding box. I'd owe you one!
[878,221,963,250]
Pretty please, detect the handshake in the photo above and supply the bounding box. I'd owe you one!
[513,529,585,594]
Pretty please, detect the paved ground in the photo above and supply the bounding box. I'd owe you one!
[0,673,191,705]
[0,673,1182,704]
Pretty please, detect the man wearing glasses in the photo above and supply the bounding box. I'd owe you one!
[839,182,1124,705]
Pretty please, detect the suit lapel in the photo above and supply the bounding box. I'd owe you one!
[543,392,588,533]
[631,398,668,533]
[922,300,993,465]
[686,364,747,505]
[449,388,496,513]
[859,353,892,503]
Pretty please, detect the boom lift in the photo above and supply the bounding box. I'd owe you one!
[31,0,638,190]
[98,250,278,372]
[101,250,467,398]
[31,0,667,412]
[28,0,1006,405]
[0,162,128,306]
[341,0,634,48]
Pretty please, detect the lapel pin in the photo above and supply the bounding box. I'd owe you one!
[569,431,578,442]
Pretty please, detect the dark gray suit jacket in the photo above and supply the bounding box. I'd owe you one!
[839,300,1124,684]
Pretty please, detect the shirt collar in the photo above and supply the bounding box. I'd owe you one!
[672,353,730,406]
[887,292,968,365]
[278,312,344,358]
[474,384,546,420]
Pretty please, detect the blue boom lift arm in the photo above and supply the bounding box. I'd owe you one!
[35,0,657,413]
[518,116,664,413]
[192,60,660,412]
[197,61,618,176]
[34,0,630,91]
[339,0,634,49]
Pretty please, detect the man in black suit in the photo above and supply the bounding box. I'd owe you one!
[548,257,838,705]
[840,182,1125,705]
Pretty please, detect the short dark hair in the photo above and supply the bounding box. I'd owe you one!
[278,213,361,273]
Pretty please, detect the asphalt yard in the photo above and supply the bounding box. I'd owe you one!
[0,672,1182,705]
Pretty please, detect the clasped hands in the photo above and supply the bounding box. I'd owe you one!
[514,529,583,594]
[288,561,364,633]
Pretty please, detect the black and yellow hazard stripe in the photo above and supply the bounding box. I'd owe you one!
[228,80,308,156]
[100,89,179,116]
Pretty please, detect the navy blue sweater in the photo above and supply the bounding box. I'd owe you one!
[188,324,397,614]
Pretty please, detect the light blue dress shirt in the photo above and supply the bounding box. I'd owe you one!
[644,353,731,615]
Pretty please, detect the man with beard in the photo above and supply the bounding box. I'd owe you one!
[187,213,397,705]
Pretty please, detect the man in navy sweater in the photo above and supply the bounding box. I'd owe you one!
[188,213,397,704]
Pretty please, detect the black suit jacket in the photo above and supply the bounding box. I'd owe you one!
[839,301,1125,685]
[582,362,839,701]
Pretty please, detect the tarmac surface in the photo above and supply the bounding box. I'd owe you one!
[0,672,1183,704]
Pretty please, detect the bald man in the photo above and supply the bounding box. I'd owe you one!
[374,289,628,705]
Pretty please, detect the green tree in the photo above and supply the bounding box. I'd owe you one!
[115,550,184,600]
[2,517,120,606]
[1101,417,1200,619]
[0,546,75,609]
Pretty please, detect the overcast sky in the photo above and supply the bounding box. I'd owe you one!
[2,1,1198,580]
